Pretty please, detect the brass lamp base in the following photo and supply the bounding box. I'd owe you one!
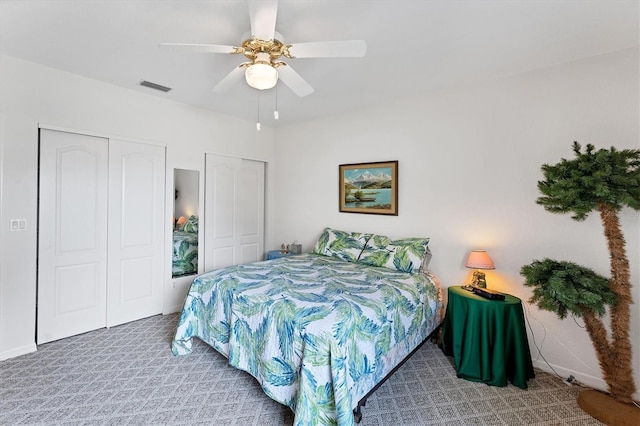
[471,270,487,288]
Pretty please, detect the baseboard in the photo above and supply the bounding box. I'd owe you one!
[162,305,183,315]
[532,355,640,402]
[532,359,608,392]
[163,277,192,314]
[0,342,37,361]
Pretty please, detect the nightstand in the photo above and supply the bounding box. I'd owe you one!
[441,285,535,389]
[266,250,294,260]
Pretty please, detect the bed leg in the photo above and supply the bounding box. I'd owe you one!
[430,325,442,346]
[353,404,363,423]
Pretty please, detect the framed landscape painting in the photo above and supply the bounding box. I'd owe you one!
[339,161,398,215]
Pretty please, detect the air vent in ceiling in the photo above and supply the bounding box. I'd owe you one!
[139,80,172,92]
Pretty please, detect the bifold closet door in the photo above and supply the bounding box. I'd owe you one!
[38,130,109,344]
[106,139,165,327]
[204,154,265,271]
[38,130,165,343]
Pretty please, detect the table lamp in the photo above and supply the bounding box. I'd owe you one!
[176,216,187,229]
[466,250,495,288]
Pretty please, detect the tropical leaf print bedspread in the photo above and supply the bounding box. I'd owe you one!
[172,253,442,426]
[172,231,198,276]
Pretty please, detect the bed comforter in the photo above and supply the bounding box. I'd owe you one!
[172,230,198,276]
[172,253,443,426]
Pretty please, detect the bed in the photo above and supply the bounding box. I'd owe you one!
[172,215,198,277]
[172,228,443,426]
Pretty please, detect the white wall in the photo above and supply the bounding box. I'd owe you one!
[174,168,199,220]
[273,48,640,398]
[0,55,277,359]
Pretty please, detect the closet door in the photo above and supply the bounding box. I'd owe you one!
[204,154,264,271]
[38,130,109,344]
[238,159,265,264]
[107,140,165,327]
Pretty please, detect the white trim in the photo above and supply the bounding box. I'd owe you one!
[531,359,640,400]
[204,150,270,164]
[532,359,607,392]
[163,304,184,315]
[0,343,37,361]
[38,123,167,148]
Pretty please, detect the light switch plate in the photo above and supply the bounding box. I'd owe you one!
[10,219,26,231]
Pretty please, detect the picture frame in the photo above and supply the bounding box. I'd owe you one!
[339,161,398,215]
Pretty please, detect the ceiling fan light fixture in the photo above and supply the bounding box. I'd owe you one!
[245,62,278,90]
[161,2,366,98]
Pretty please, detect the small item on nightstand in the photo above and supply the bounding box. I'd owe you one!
[290,242,302,254]
[472,287,505,300]
[280,243,289,254]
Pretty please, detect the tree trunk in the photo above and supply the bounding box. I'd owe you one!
[581,309,615,390]
[597,202,636,403]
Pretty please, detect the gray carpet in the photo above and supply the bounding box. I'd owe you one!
[0,314,602,425]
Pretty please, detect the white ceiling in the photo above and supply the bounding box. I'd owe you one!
[1,0,638,126]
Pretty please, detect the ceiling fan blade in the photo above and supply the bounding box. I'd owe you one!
[286,40,366,58]
[159,43,238,54]
[249,0,278,40]
[212,66,246,93]
[277,65,314,97]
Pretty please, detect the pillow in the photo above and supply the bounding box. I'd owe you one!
[313,227,372,263]
[420,245,433,272]
[359,234,430,274]
[181,215,198,234]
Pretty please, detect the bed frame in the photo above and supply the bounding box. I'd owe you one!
[352,325,442,423]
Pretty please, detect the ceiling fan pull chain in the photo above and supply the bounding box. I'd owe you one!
[256,92,261,131]
[274,86,279,120]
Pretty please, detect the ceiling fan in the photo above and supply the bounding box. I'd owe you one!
[160,0,366,97]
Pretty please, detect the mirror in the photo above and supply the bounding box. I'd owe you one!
[172,169,199,278]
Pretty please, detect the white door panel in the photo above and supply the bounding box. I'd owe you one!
[241,244,260,264]
[120,257,153,301]
[213,247,234,270]
[121,156,155,247]
[205,156,239,271]
[238,159,264,264]
[240,168,260,237]
[205,155,264,271]
[38,129,108,344]
[107,139,165,327]
[213,165,235,240]
[55,263,100,313]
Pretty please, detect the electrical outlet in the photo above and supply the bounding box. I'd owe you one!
[10,220,19,231]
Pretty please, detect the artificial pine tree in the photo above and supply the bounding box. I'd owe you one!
[521,142,640,406]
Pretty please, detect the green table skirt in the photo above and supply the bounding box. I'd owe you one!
[441,286,535,389]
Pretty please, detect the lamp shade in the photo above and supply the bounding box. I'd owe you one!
[245,53,278,90]
[465,250,495,270]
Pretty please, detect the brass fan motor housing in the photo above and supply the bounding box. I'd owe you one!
[236,37,294,63]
